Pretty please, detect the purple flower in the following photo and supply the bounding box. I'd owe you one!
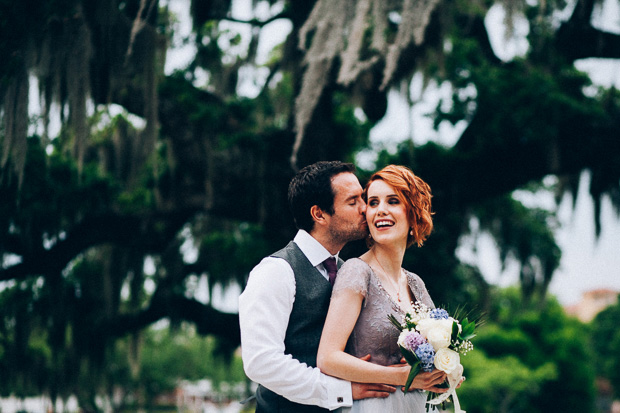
[415,342,436,372]
[398,330,426,352]
[430,308,449,320]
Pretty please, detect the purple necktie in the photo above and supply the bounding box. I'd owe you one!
[323,257,338,286]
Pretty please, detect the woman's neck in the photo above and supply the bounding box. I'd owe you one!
[367,244,405,280]
[365,244,413,308]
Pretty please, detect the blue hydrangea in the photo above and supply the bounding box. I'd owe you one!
[429,308,449,320]
[414,342,435,372]
[421,362,435,372]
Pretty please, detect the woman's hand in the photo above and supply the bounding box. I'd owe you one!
[406,369,448,393]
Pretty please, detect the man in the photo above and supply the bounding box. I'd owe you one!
[239,161,395,412]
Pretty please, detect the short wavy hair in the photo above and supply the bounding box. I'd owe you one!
[288,161,356,232]
[363,165,434,248]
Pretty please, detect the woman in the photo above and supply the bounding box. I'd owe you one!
[317,165,446,412]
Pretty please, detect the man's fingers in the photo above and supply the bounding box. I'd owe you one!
[352,382,396,400]
[363,390,391,398]
[359,354,372,362]
[370,384,396,393]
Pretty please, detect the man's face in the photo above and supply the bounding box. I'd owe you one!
[325,172,368,244]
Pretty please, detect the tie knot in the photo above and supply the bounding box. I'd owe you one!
[323,257,338,285]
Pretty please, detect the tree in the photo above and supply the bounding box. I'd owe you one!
[459,287,596,412]
[107,322,246,411]
[0,0,618,407]
[590,294,620,399]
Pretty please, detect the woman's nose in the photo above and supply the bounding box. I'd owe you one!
[376,201,387,215]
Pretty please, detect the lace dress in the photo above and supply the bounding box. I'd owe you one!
[332,258,437,413]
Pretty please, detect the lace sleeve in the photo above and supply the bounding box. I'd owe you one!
[331,258,371,298]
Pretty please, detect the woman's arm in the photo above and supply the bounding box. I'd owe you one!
[317,288,410,386]
[317,287,449,392]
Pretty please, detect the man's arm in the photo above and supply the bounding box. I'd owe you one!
[239,257,352,410]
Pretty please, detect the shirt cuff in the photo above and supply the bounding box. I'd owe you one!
[324,375,353,410]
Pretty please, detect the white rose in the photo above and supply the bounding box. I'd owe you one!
[434,348,461,374]
[426,326,452,349]
[415,318,435,337]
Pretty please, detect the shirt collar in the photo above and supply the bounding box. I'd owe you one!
[293,230,339,267]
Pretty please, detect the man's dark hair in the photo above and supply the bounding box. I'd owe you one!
[288,161,356,232]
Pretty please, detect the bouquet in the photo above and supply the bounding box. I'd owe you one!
[388,302,477,412]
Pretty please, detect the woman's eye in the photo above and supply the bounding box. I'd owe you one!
[368,200,378,207]
[389,198,399,204]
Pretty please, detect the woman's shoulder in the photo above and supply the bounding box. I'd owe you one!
[342,257,369,268]
[403,269,425,284]
[340,257,373,276]
[333,257,373,296]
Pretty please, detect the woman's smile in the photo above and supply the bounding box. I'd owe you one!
[366,180,409,245]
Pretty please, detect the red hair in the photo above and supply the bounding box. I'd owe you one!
[363,165,434,248]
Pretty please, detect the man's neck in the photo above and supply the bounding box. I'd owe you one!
[308,229,342,256]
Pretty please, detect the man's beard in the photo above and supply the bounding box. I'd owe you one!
[329,223,369,246]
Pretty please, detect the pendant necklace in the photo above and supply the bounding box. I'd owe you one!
[373,250,404,303]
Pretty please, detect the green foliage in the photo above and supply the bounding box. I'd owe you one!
[114,323,247,407]
[590,295,620,398]
[475,196,562,300]
[458,288,596,413]
[198,222,273,288]
[1,0,619,409]
[0,135,118,255]
[332,91,373,159]
[460,351,557,413]
[0,280,53,397]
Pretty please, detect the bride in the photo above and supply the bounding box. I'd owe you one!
[317,165,446,412]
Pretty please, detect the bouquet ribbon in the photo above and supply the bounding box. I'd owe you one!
[426,363,466,413]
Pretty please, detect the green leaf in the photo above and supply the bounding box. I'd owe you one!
[404,361,422,394]
[459,320,477,341]
[388,314,404,331]
[452,320,460,340]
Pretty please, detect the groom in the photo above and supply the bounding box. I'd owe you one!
[239,161,395,412]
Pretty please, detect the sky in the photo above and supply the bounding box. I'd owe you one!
[161,0,620,310]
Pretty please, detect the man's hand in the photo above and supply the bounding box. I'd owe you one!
[352,382,396,400]
[350,354,396,400]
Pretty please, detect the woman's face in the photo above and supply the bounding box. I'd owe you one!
[365,179,410,247]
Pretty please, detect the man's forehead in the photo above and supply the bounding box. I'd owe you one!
[332,172,362,195]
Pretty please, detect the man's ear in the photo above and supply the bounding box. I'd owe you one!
[310,205,329,227]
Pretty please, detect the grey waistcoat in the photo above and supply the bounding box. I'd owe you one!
[255,241,342,413]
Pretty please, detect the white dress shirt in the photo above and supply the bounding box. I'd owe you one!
[239,230,353,410]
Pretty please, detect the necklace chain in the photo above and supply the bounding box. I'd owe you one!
[372,250,404,303]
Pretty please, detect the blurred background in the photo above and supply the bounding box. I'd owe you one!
[1,0,619,412]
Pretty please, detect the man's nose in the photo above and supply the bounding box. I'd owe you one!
[360,201,367,214]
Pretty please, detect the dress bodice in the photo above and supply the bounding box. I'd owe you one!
[332,258,435,366]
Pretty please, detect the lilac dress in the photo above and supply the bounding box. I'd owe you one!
[332,258,437,413]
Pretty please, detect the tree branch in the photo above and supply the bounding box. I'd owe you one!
[219,12,291,28]
[0,209,197,282]
[556,0,620,61]
[99,294,240,345]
